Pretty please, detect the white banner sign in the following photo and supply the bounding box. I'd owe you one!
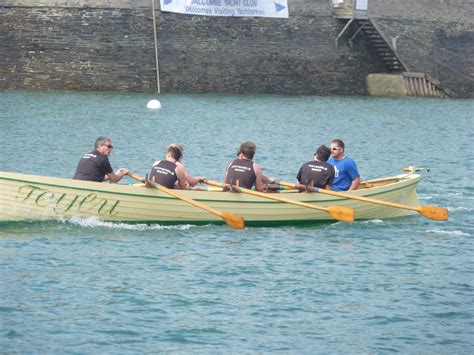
[160,0,289,18]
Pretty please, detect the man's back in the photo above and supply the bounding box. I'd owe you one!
[297,160,335,189]
[73,150,112,182]
[149,160,178,189]
[225,158,256,189]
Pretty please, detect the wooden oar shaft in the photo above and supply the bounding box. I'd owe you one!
[277,180,418,211]
[204,180,354,222]
[204,180,328,211]
[241,186,331,212]
[276,180,448,221]
[128,173,244,229]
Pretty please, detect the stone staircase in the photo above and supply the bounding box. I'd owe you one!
[403,72,448,98]
[331,2,451,97]
[356,19,449,97]
[356,19,405,73]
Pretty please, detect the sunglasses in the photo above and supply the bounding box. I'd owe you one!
[332,147,341,151]
[105,144,113,149]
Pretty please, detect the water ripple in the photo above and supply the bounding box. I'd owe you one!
[425,229,471,236]
[1,92,473,353]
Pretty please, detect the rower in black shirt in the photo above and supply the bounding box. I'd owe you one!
[149,145,188,189]
[224,141,274,192]
[73,136,128,183]
[296,145,335,190]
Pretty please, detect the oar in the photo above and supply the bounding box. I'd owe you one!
[127,173,244,229]
[203,180,354,223]
[275,180,448,221]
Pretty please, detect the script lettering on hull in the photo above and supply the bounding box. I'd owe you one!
[16,185,120,217]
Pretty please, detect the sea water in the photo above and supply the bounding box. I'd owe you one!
[0,91,473,353]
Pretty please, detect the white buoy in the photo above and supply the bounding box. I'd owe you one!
[147,99,161,109]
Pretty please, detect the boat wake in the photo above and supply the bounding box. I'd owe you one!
[65,216,197,230]
[359,219,385,224]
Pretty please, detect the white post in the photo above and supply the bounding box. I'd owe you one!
[152,0,161,93]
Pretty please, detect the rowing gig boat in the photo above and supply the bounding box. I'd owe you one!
[0,170,423,226]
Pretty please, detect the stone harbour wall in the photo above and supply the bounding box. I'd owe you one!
[0,6,156,91]
[369,0,474,97]
[0,0,472,96]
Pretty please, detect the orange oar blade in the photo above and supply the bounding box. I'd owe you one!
[222,212,245,229]
[418,206,448,221]
[327,206,355,222]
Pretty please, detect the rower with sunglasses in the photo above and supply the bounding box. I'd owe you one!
[73,136,128,183]
[327,139,360,191]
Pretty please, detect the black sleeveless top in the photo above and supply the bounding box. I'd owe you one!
[149,160,178,189]
[296,160,335,188]
[225,159,256,189]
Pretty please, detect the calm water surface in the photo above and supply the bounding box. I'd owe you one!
[1,91,473,353]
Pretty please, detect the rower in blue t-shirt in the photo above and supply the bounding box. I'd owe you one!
[327,139,360,191]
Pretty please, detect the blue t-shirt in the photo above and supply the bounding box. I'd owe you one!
[327,156,360,191]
